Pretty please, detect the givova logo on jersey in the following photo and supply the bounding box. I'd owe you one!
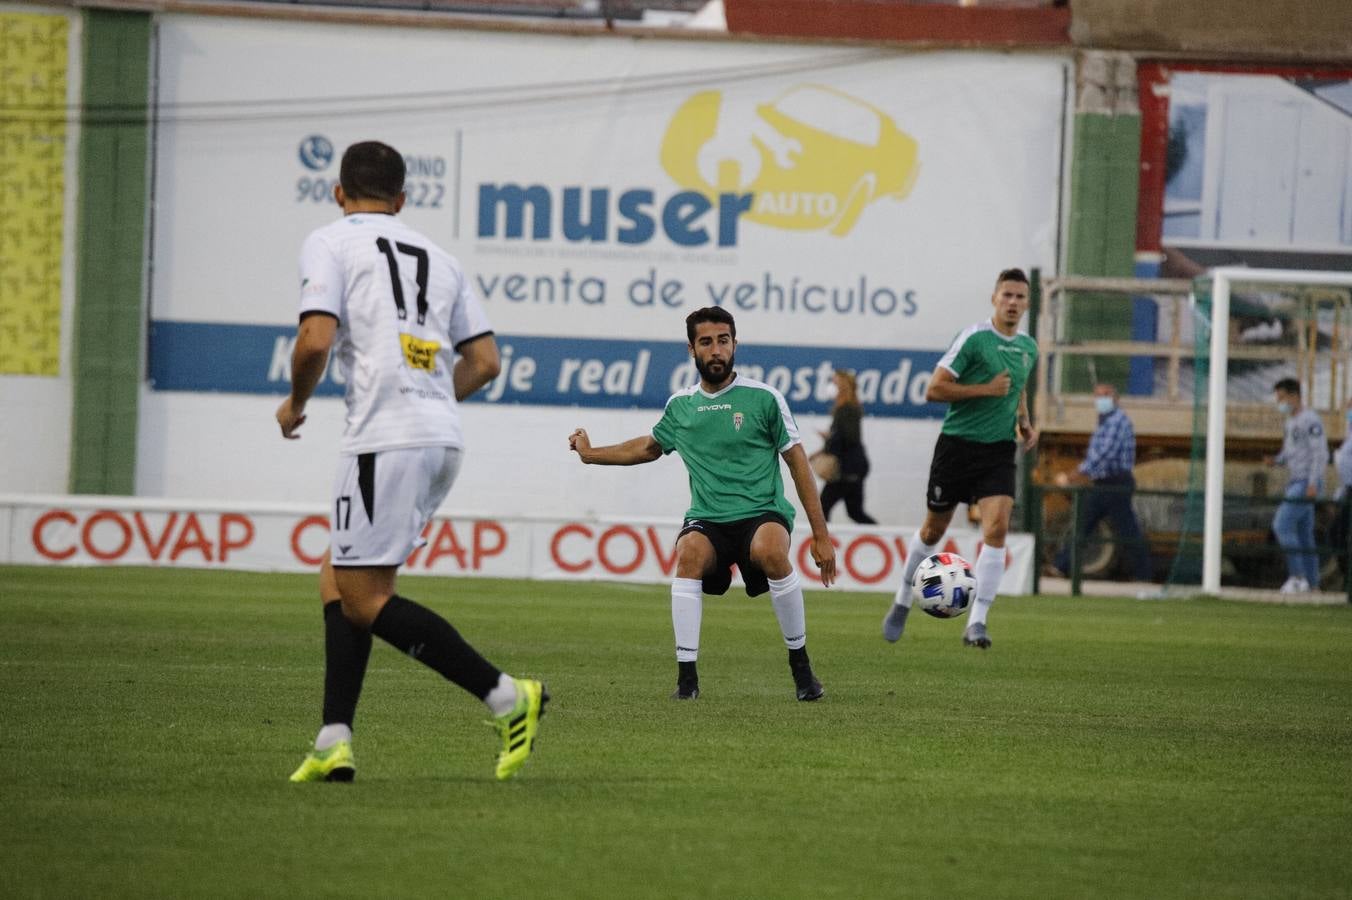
[476,84,919,248]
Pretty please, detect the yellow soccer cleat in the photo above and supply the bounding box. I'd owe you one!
[491,678,549,781]
[288,740,355,783]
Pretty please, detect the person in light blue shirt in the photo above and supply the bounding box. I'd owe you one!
[1052,383,1151,581]
[1266,378,1328,594]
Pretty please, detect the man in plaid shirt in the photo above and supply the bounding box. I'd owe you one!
[1051,383,1151,581]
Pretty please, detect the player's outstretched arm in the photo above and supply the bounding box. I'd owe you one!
[569,429,662,466]
[782,443,837,587]
[277,312,337,439]
[452,334,502,401]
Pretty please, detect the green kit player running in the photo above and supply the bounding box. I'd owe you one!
[569,306,837,701]
[882,268,1040,649]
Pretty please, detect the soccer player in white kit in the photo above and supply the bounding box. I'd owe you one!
[277,141,546,782]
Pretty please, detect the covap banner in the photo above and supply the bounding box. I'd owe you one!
[149,19,1065,418]
[0,495,1035,594]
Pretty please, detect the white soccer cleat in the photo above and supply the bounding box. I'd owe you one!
[882,604,910,642]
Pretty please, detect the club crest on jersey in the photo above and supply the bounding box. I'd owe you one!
[733,412,744,431]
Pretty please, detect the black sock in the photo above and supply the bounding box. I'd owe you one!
[322,601,371,727]
[678,660,699,684]
[788,646,811,670]
[370,594,501,700]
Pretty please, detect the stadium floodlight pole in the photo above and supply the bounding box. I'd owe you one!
[1201,267,1352,595]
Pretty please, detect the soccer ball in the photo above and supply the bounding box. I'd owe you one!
[912,552,976,619]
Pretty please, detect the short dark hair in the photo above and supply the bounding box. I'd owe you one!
[1274,377,1301,396]
[995,268,1029,287]
[685,306,736,344]
[340,141,405,202]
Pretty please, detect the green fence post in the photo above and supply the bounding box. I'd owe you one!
[1069,488,1082,597]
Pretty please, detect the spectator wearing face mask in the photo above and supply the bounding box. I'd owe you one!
[1264,378,1328,594]
[1050,383,1151,582]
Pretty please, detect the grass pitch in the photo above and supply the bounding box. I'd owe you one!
[2,566,1350,899]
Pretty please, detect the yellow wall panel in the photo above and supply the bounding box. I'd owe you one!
[0,12,67,376]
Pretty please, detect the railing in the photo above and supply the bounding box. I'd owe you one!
[1033,274,1352,441]
[1029,481,1352,601]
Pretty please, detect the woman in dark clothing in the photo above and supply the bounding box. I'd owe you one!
[819,370,877,524]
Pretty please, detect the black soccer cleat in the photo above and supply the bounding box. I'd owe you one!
[672,659,699,700]
[671,679,700,700]
[789,647,824,702]
[794,676,824,702]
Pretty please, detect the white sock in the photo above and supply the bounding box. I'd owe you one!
[968,545,1006,627]
[895,531,940,609]
[483,672,519,717]
[672,577,703,662]
[314,723,352,751]
[767,571,807,650]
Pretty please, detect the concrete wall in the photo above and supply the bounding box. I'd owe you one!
[1071,0,1352,61]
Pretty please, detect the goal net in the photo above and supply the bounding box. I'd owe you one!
[1178,268,1352,595]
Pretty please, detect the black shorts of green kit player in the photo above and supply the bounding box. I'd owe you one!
[677,511,790,597]
[926,433,1017,513]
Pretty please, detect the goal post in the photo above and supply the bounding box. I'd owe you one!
[1199,268,1352,595]
[1033,268,1351,598]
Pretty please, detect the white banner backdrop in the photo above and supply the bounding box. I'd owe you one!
[148,18,1066,415]
[134,16,1065,528]
[0,495,1035,595]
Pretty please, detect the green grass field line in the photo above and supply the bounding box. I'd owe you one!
[2,566,1350,899]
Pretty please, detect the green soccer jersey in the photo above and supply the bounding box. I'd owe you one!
[935,320,1037,443]
[652,374,800,527]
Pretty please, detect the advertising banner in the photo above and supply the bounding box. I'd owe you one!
[149,18,1066,420]
[0,495,1035,594]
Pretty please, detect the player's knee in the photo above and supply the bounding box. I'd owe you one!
[338,593,388,630]
[753,550,793,581]
[674,541,714,579]
[919,509,953,545]
[337,597,371,630]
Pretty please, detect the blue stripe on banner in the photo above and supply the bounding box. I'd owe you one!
[148,320,948,418]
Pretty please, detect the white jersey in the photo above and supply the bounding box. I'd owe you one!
[297,213,492,455]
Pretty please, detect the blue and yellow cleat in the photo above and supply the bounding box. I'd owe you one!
[289,740,355,783]
[491,678,549,781]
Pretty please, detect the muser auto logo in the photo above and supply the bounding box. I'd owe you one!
[660,84,919,237]
[298,135,335,172]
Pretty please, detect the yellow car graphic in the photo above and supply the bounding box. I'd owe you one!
[660,85,919,237]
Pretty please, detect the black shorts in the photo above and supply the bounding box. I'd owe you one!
[926,433,1016,512]
[677,511,790,597]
